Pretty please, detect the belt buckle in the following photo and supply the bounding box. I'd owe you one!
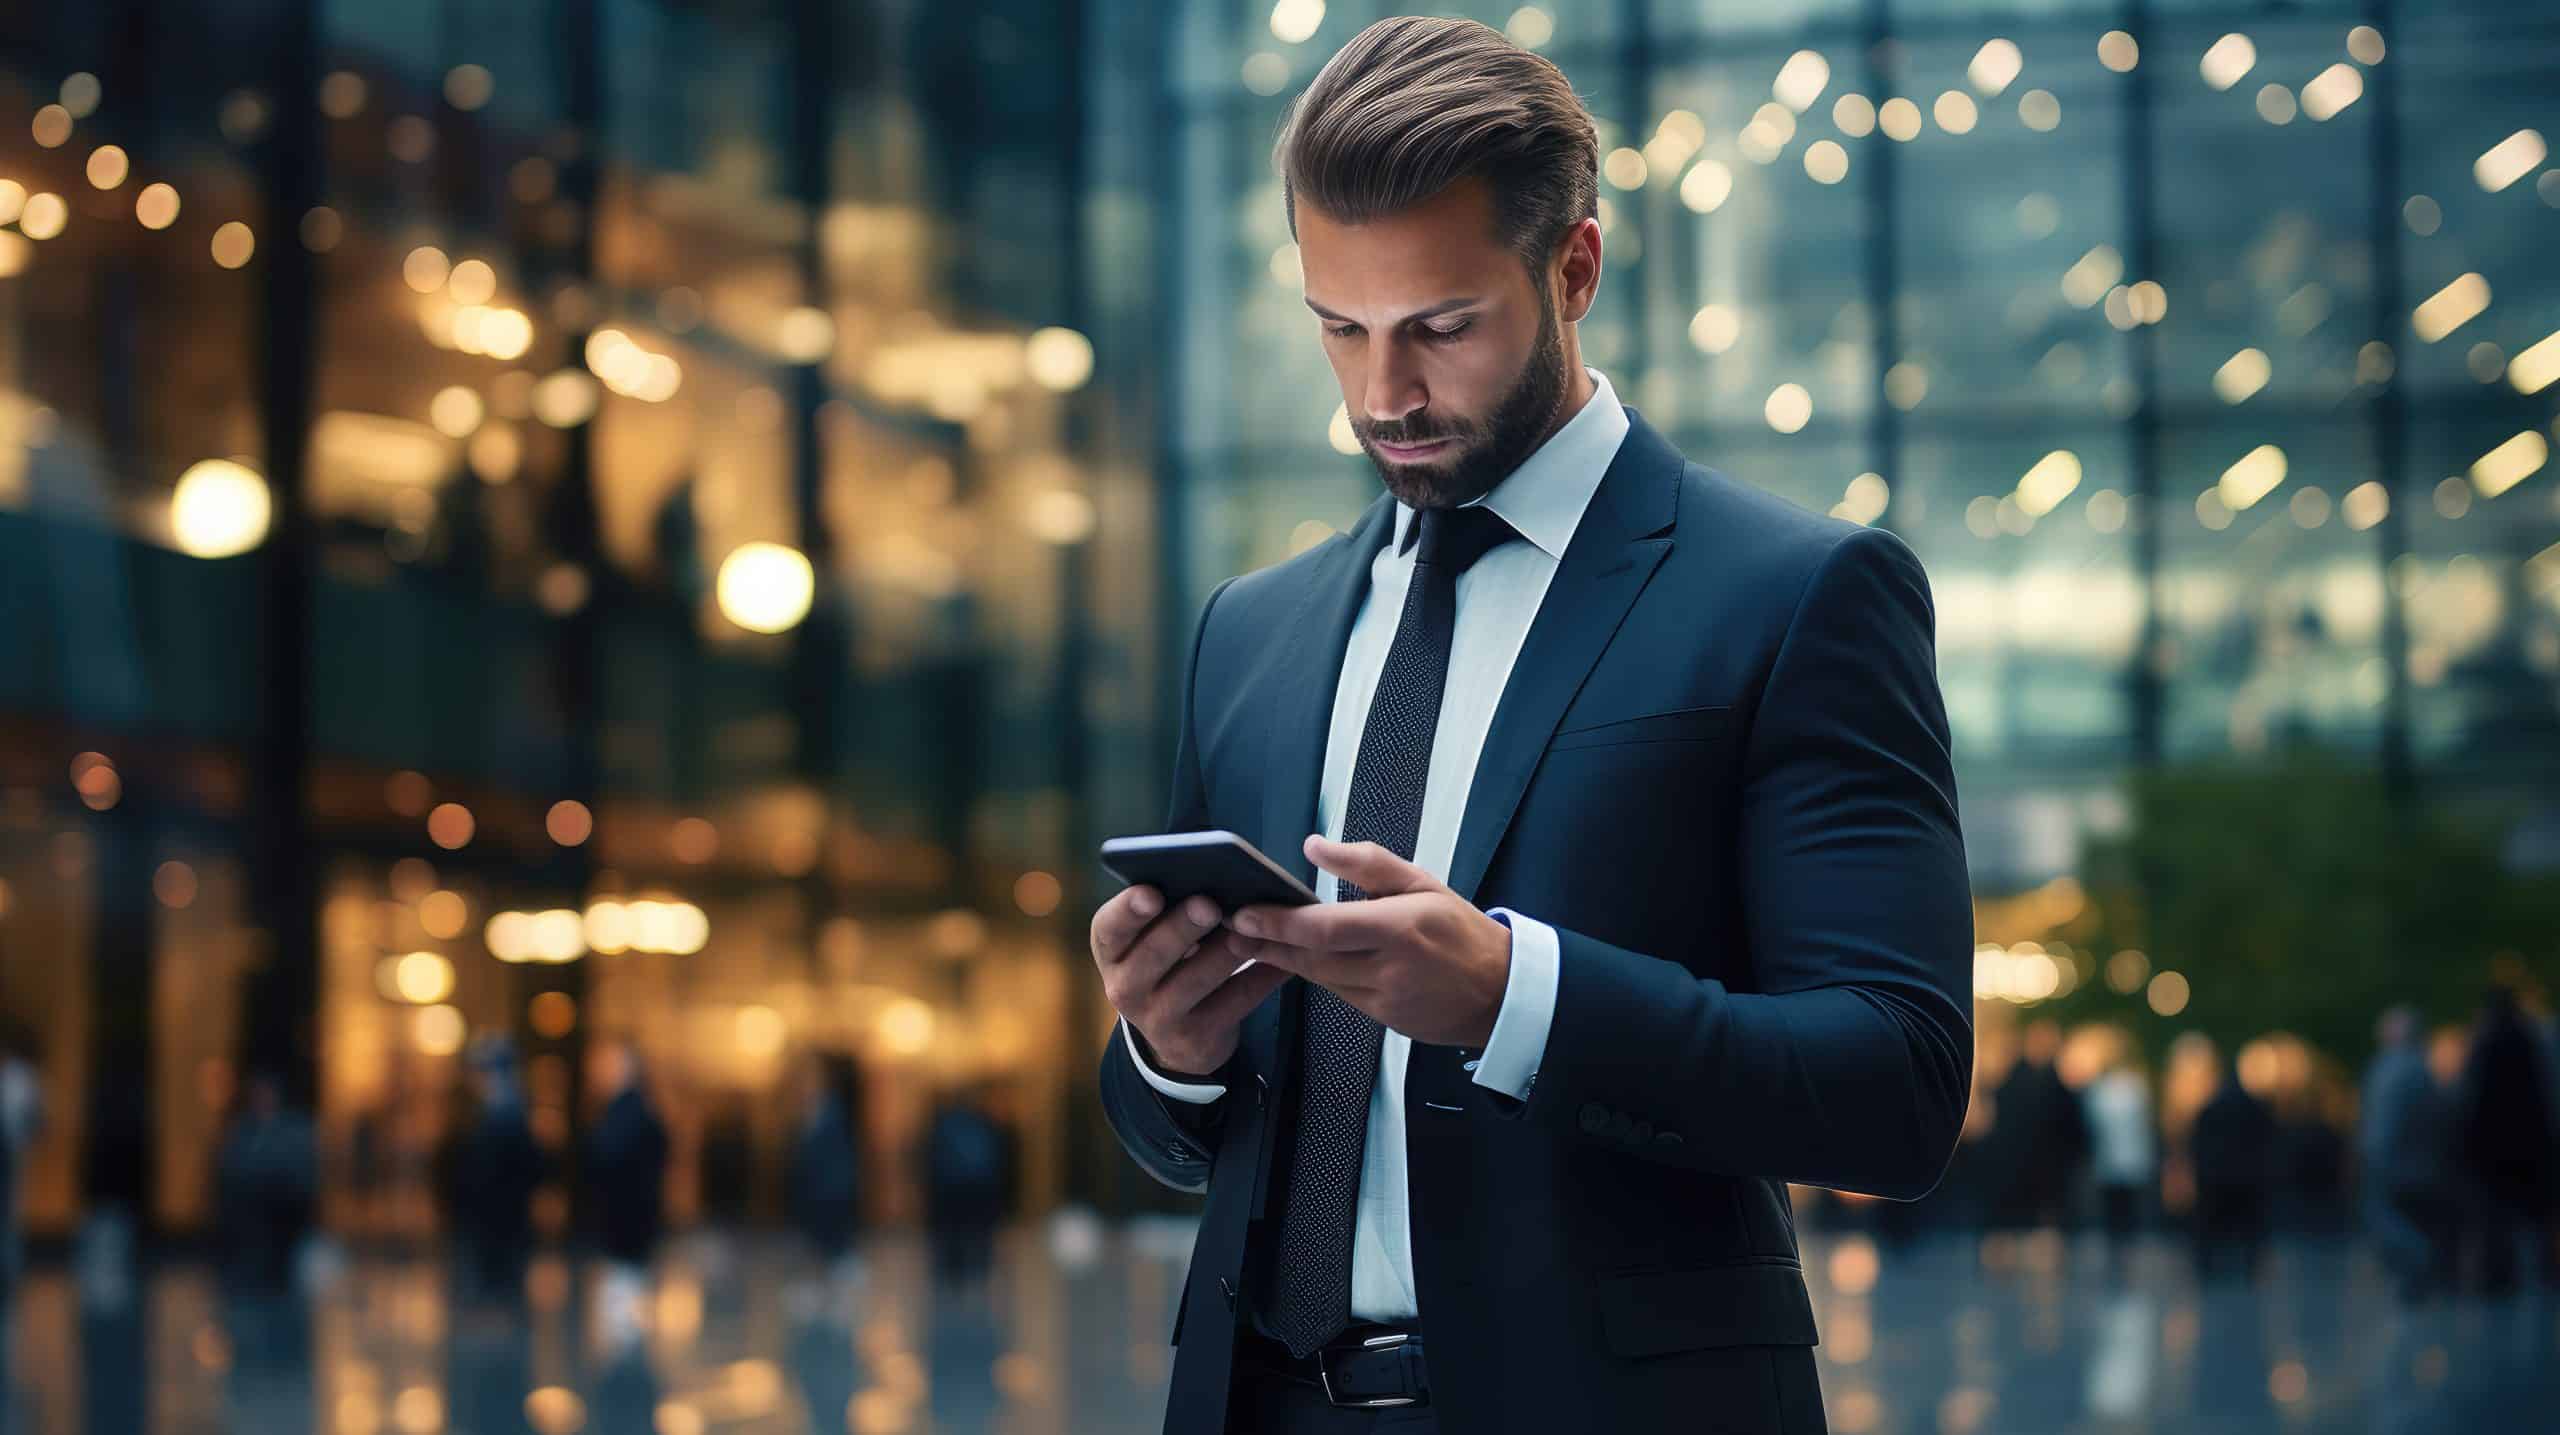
[1316,1330,1418,1409]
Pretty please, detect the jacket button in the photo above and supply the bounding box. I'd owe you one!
[1579,1102,1609,1135]
[1219,1276,1236,1309]
[1653,1130,1685,1148]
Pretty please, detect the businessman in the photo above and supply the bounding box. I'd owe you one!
[1092,17,1972,1434]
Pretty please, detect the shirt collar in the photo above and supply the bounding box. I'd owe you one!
[1392,367,1627,562]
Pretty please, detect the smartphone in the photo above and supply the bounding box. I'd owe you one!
[1097,829,1320,914]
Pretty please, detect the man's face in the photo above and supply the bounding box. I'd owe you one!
[1297,176,1577,511]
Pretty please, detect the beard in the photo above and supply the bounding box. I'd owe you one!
[1355,285,1570,512]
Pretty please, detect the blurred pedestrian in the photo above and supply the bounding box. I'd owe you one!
[583,1039,668,1356]
[2451,985,2558,1296]
[0,1023,42,1288]
[1988,1019,2088,1231]
[2187,1050,2273,1281]
[922,1080,1015,1288]
[2360,1006,2459,1302]
[444,1034,545,1305]
[786,1052,866,1278]
[214,1071,319,1293]
[444,1036,543,1435]
[2083,1054,2155,1276]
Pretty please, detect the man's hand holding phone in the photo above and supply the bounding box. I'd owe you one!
[1090,885,1291,1079]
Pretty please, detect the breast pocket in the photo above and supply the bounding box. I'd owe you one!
[1546,704,1734,753]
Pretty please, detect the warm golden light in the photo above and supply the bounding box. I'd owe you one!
[1934,91,1979,135]
[1804,140,1849,184]
[529,991,577,1039]
[2098,31,2139,72]
[2470,431,2548,499]
[31,105,72,148]
[389,951,457,1005]
[211,222,256,269]
[671,818,719,865]
[1764,383,1812,434]
[1602,147,1648,190]
[716,542,817,635]
[134,182,180,229]
[2348,26,2386,66]
[736,1005,787,1060]
[2017,89,2060,131]
[420,889,469,940]
[444,65,495,112]
[2300,63,2364,121]
[1268,0,1324,45]
[2342,481,2389,531]
[2016,451,2083,517]
[413,1004,467,1056]
[2511,330,2560,395]
[879,999,936,1057]
[531,370,600,428]
[2214,348,2271,404]
[2218,445,2289,511]
[1025,326,1094,391]
[2476,130,2548,193]
[2413,273,2490,342]
[1688,304,1740,354]
[2147,970,2191,1017]
[1678,158,1733,213]
[1773,51,1831,113]
[19,192,68,241]
[427,802,476,850]
[778,305,836,363]
[546,799,594,847]
[171,459,271,558]
[2200,33,2256,91]
[1878,97,1922,142]
[154,861,198,909]
[1014,870,1063,917]
[1832,94,1876,138]
[1966,40,2021,97]
[404,246,451,294]
[429,386,485,438]
[447,257,498,306]
[86,145,129,189]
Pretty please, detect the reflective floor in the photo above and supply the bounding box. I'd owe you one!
[1,1222,2553,1432]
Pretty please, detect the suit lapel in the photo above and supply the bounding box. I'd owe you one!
[1444,408,1684,905]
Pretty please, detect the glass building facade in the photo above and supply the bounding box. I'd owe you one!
[3,0,2557,1246]
[1155,1,2560,888]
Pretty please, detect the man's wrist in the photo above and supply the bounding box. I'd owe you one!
[1129,1022,1226,1083]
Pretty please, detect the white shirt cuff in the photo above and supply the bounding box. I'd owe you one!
[1472,909,1559,1101]
[1122,1018,1227,1105]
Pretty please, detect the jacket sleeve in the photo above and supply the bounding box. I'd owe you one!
[1099,575,1243,1193]
[1491,527,1974,1201]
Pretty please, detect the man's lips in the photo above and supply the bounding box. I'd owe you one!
[1374,437,1451,459]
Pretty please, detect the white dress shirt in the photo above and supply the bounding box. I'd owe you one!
[1126,367,1630,1323]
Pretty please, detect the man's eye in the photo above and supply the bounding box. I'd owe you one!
[1327,324,1361,339]
[1424,323,1470,342]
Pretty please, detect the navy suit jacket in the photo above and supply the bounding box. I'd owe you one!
[1101,406,1973,1434]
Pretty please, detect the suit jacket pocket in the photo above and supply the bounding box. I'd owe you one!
[1598,1259,1819,1357]
[1547,704,1734,753]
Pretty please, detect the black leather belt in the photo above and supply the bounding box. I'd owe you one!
[1238,1322,1431,1408]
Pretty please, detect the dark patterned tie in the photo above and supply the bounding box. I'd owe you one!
[1263,502,1519,1358]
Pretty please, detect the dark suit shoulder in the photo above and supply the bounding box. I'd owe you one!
[1673,462,1886,593]
[1200,496,1388,638]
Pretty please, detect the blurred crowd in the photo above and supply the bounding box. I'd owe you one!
[1851,986,2560,1303]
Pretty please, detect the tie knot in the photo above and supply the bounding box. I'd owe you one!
[1411,504,1517,575]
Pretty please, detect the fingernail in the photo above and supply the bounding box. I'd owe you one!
[1189,897,1217,925]
[1235,913,1259,937]
[1132,889,1158,917]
